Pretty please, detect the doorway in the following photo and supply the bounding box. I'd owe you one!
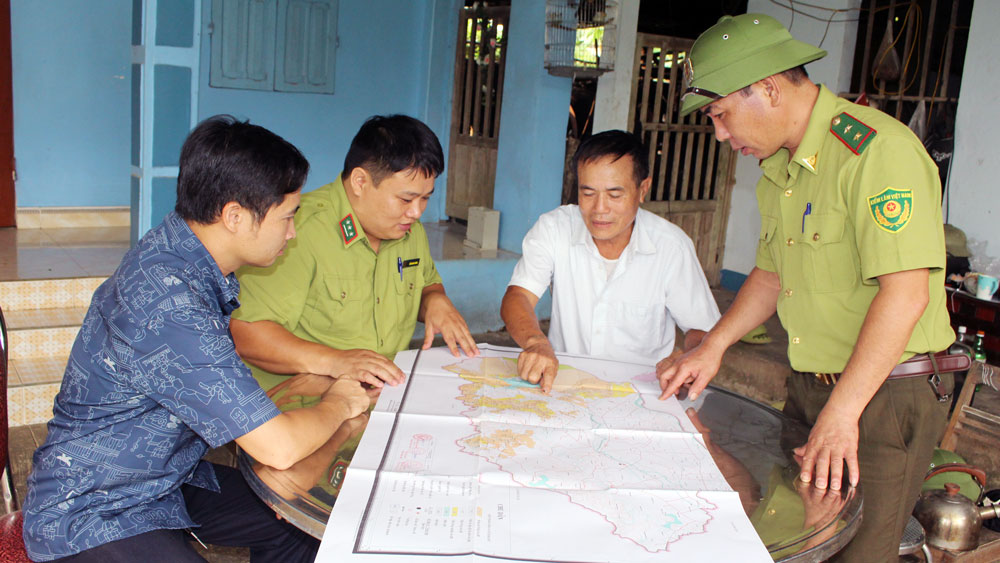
[629,34,736,286]
[445,2,509,221]
[0,0,15,228]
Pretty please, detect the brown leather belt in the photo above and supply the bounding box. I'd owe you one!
[798,351,971,402]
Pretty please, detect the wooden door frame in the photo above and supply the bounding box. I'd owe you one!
[627,33,736,286]
[445,4,508,220]
[0,0,15,227]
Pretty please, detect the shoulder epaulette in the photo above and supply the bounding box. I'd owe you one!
[830,112,876,155]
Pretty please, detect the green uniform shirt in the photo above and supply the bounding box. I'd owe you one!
[233,175,442,390]
[755,85,954,373]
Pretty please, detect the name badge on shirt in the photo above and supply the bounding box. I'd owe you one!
[402,258,420,268]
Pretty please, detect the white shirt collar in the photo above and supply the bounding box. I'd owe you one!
[570,206,657,258]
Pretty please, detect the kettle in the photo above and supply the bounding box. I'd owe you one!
[913,464,1000,551]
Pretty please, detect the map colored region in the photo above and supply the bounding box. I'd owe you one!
[319,345,772,562]
[446,355,731,552]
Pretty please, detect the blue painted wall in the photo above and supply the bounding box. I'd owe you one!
[420,0,461,221]
[8,0,567,334]
[492,2,573,252]
[196,0,454,221]
[412,257,552,338]
[10,0,132,207]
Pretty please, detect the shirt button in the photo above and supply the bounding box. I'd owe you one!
[813,233,820,241]
[409,282,414,290]
[792,337,801,344]
[341,291,347,298]
[785,288,793,297]
[784,189,793,197]
[376,297,380,304]
[786,238,795,246]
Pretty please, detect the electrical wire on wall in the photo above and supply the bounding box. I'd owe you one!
[767,0,861,49]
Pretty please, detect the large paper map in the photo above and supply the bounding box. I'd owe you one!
[318,345,771,562]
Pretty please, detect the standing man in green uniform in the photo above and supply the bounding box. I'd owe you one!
[232,115,479,393]
[658,15,954,562]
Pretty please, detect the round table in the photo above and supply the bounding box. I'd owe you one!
[240,383,861,562]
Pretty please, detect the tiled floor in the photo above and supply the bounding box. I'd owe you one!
[0,222,511,281]
[423,220,519,261]
[0,226,129,281]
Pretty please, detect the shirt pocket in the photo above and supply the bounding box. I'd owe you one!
[314,275,369,331]
[800,212,858,293]
[393,263,424,324]
[607,301,666,357]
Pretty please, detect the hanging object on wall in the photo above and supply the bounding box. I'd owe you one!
[873,17,902,82]
[544,0,617,77]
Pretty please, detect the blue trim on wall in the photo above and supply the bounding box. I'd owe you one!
[153,65,193,167]
[131,64,142,167]
[156,0,195,47]
[720,269,748,292]
[151,177,177,229]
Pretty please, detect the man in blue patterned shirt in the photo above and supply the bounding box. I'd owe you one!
[22,116,371,562]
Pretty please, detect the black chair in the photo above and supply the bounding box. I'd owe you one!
[0,305,31,561]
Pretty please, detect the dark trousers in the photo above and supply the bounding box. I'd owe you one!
[784,373,951,563]
[49,464,319,563]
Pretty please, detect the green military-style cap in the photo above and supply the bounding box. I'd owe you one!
[680,14,827,117]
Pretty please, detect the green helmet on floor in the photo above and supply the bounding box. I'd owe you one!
[680,14,827,117]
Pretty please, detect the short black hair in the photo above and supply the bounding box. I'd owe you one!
[176,115,309,224]
[572,130,649,187]
[738,65,810,97]
[341,115,444,185]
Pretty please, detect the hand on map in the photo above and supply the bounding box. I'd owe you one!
[657,340,724,401]
[793,408,860,491]
[516,336,559,393]
[329,348,405,387]
[420,291,480,358]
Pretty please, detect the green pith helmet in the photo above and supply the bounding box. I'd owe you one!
[922,449,982,502]
[680,14,827,117]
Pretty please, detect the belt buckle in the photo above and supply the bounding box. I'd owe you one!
[814,372,838,385]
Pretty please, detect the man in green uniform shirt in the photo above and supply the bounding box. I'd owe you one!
[658,15,954,562]
[232,115,479,393]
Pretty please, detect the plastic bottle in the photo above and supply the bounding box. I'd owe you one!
[973,330,987,363]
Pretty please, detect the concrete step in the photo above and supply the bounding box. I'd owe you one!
[7,355,65,427]
[1,283,95,427]
[7,325,79,362]
[0,277,104,312]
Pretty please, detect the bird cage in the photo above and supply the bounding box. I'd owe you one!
[544,0,617,78]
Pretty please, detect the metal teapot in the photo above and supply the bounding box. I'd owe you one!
[913,464,1000,551]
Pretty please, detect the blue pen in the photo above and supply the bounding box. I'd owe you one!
[397,257,403,281]
[801,202,812,233]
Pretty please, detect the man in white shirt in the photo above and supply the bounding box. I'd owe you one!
[500,130,721,391]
